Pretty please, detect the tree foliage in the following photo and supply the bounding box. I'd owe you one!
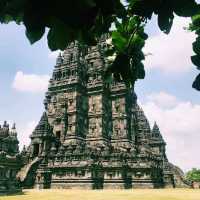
[105,16,148,87]
[186,168,200,182]
[0,0,200,89]
[190,14,200,91]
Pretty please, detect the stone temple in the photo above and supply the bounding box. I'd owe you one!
[0,122,21,193]
[17,36,189,189]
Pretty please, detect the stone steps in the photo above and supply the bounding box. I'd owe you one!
[17,157,41,182]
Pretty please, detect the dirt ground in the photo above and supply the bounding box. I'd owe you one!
[1,189,200,200]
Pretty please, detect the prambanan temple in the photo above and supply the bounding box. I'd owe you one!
[0,122,21,193]
[1,36,191,192]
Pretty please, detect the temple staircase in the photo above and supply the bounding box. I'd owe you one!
[17,157,42,187]
[169,163,192,188]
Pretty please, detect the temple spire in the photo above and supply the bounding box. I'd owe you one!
[152,122,160,137]
[56,52,63,66]
[152,121,165,143]
[31,112,51,137]
[3,121,9,128]
[12,123,16,129]
[135,104,151,134]
[10,123,17,137]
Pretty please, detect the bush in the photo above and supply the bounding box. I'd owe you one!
[186,168,200,182]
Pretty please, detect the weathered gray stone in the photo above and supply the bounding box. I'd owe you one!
[0,122,22,194]
[18,36,190,189]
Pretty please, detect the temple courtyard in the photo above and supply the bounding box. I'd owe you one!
[1,189,200,200]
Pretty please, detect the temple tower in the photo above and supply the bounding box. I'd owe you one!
[18,37,182,189]
[45,41,88,147]
[150,122,166,157]
[0,122,21,194]
[110,81,136,152]
[86,38,112,149]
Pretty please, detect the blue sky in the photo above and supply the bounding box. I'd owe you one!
[0,16,199,172]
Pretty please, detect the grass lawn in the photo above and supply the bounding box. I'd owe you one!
[1,189,200,200]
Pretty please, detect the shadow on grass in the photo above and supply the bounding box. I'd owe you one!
[0,190,28,197]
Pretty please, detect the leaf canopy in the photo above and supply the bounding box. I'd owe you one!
[0,0,200,90]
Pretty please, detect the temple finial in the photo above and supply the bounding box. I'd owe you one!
[10,122,17,137]
[152,122,165,143]
[12,123,16,130]
[3,121,8,128]
[56,52,63,66]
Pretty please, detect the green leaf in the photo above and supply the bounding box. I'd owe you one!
[139,31,148,40]
[193,74,200,91]
[112,31,127,52]
[158,10,174,34]
[47,18,73,51]
[26,27,45,44]
[130,35,145,50]
[127,17,138,33]
[191,55,200,69]
[133,51,145,61]
[128,0,156,19]
[173,0,199,17]
[84,0,96,7]
[2,15,13,24]
[136,62,145,79]
[192,15,200,27]
[190,15,200,32]
[192,38,200,55]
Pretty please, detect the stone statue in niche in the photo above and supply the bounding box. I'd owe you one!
[113,119,127,138]
[113,121,120,136]
[68,116,73,124]
[89,118,96,136]
[48,96,59,115]
[113,99,125,114]
[114,100,121,113]
[89,96,101,113]
[48,103,55,115]
[68,96,75,111]
[68,124,74,133]
[90,97,96,113]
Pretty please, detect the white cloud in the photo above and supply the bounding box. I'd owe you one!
[17,121,37,150]
[48,50,60,59]
[143,16,196,73]
[146,92,178,109]
[141,92,200,171]
[12,71,50,93]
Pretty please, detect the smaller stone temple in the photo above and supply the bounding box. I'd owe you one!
[0,121,21,194]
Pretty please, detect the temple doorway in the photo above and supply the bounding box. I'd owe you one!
[56,131,61,140]
[33,144,40,157]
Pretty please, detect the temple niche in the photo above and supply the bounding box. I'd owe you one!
[17,36,190,189]
[0,122,21,194]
